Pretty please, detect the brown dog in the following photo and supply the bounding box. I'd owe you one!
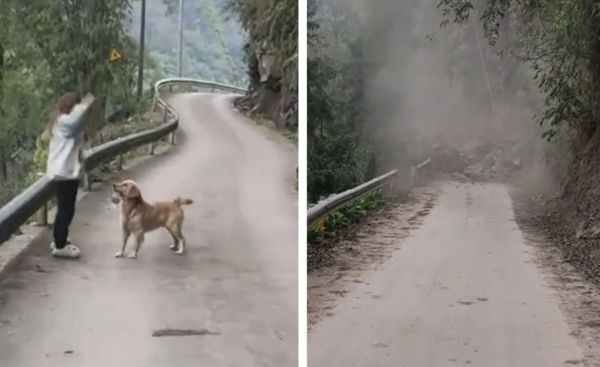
[111,179,193,259]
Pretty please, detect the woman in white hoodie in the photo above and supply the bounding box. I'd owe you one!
[46,92,95,258]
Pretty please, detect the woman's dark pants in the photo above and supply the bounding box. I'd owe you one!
[53,180,79,249]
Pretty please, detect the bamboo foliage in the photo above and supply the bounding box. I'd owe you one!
[439,0,600,142]
[0,0,137,193]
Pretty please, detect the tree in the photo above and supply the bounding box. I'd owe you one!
[438,0,600,144]
[0,0,137,185]
[13,0,134,137]
[307,0,375,202]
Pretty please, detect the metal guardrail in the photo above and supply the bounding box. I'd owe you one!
[0,78,247,245]
[154,77,247,95]
[307,157,432,227]
[410,158,431,186]
[307,170,398,227]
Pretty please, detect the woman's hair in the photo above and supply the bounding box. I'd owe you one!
[46,92,81,136]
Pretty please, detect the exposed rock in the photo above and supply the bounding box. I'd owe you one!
[419,138,524,182]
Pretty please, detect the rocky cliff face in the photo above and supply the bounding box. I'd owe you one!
[234,42,298,130]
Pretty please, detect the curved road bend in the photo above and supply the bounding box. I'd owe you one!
[0,93,298,367]
[309,182,584,367]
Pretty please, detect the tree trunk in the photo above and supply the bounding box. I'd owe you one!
[0,159,7,183]
[0,42,4,116]
[0,43,5,183]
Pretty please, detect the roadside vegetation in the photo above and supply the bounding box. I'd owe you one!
[308,191,385,241]
[226,0,298,131]
[0,0,142,207]
[308,191,387,269]
[308,0,375,204]
[0,0,251,208]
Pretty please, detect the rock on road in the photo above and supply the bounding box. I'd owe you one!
[0,93,298,367]
[309,182,584,367]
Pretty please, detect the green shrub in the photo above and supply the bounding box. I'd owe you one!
[308,191,385,241]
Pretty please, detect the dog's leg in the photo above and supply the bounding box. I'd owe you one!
[175,222,185,255]
[128,232,144,259]
[116,230,130,258]
[166,227,179,251]
[175,234,186,255]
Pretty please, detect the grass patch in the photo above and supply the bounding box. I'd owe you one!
[308,190,385,242]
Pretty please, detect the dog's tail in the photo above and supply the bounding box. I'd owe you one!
[174,197,194,206]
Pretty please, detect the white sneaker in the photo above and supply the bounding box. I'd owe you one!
[50,239,72,250]
[51,244,81,259]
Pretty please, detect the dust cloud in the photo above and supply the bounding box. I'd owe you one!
[318,0,566,192]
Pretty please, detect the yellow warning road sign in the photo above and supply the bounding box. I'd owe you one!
[108,48,123,63]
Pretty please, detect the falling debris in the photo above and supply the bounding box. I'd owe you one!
[152,328,220,337]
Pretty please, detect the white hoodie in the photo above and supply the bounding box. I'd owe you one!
[46,104,88,181]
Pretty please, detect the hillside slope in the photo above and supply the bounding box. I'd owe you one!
[127,0,247,86]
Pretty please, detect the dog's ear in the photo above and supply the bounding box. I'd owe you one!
[125,183,141,199]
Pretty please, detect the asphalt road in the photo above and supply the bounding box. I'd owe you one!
[309,182,584,367]
[0,93,298,367]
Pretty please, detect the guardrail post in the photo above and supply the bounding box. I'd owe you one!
[34,173,48,227]
[82,172,91,192]
[161,108,170,144]
[117,154,124,170]
[169,131,176,145]
[36,202,48,227]
[409,158,431,187]
[383,179,395,196]
[149,142,155,155]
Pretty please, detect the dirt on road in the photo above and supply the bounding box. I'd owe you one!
[511,189,600,366]
[309,180,600,366]
[308,187,440,329]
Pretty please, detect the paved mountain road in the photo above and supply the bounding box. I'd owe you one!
[309,182,585,367]
[0,93,297,367]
